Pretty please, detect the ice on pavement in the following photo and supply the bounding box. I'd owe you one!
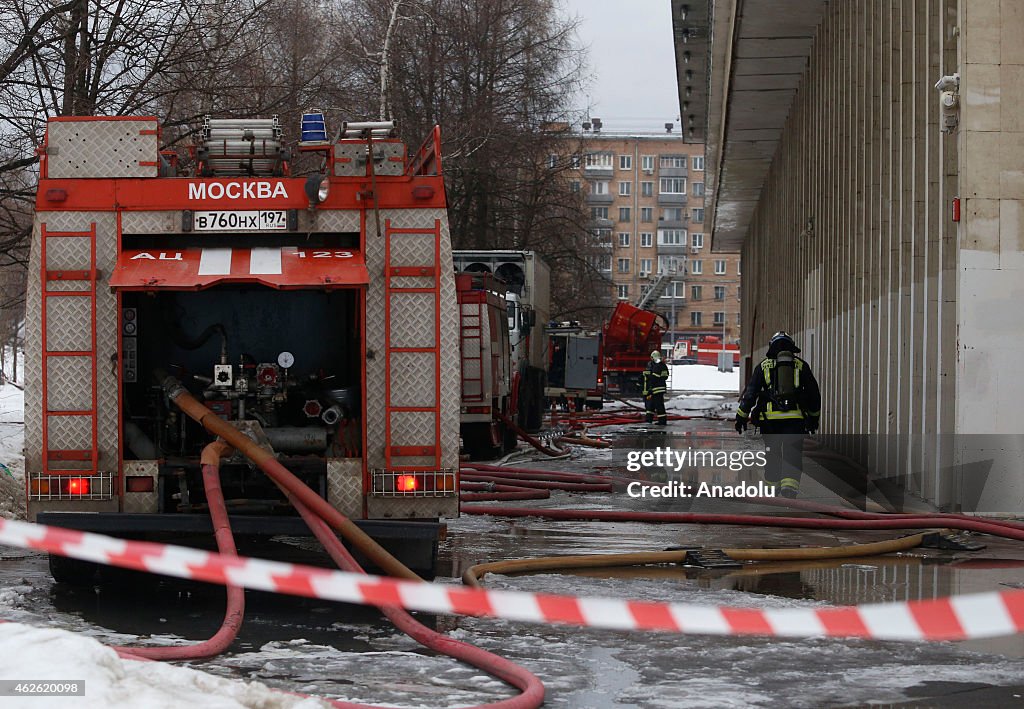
[0,623,328,709]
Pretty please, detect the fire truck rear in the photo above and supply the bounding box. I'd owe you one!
[25,115,460,580]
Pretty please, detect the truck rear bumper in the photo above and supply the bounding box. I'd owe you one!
[37,512,444,578]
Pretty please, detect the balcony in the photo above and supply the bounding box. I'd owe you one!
[657,216,688,228]
[656,242,690,256]
[657,193,688,206]
[586,192,614,205]
[659,166,688,177]
[583,165,614,179]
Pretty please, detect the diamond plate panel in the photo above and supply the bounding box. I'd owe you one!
[47,415,92,451]
[390,410,435,447]
[389,276,435,290]
[326,458,363,518]
[47,120,159,179]
[389,232,435,267]
[120,211,179,234]
[45,236,91,271]
[314,209,362,233]
[44,280,91,292]
[24,223,43,473]
[367,495,458,519]
[389,292,435,349]
[45,297,92,352]
[47,356,92,411]
[390,352,436,408]
[375,143,406,176]
[122,461,159,513]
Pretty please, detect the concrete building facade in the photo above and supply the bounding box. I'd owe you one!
[691,0,1024,511]
[561,132,741,343]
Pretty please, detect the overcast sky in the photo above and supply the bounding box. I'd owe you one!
[560,0,680,134]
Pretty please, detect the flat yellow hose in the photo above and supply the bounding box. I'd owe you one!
[462,531,937,587]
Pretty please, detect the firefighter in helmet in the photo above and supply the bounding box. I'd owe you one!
[642,350,670,425]
[734,331,821,498]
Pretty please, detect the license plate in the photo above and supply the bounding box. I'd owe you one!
[194,210,287,231]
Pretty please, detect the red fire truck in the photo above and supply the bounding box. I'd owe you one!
[25,115,459,580]
[456,272,517,459]
[600,301,667,396]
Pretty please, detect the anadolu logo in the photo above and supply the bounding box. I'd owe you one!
[187,181,289,200]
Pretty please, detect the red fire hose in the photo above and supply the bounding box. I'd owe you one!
[458,505,1024,541]
[114,441,244,661]
[157,378,546,708]
[285,489,546,709]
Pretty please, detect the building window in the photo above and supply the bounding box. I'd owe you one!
[714,285,726,300]
[547,154,558,169]
[691,311,703,326]
[714,259,726,275]
[597,254,611,271]
[618,232,630,247]
[693,155,705,171]
[736,285,741,300]
[713,311,725,325]
[660,155,687,169]
[662,207,685,222]
[641,181,654,197]
[619,181,632,196]
[591,206,609,220]
[641,155,655,171]
[692,208,705,223]
[593,228,612,247]
[658,229,687,246]
[571,181,581,193]
[640,232,653,248]
[592,180,609,195]
[668,281,686,298]
[570,154,581,169]
[691,285,702,301]
[692,182,705,196]
[619,155,632,170]
[617,284,629,299]
[618,207,631,222]
[617,258,631,274]
[690,260,703,274]
[737,260,741,275]
[660,178,686,194]
[585,153,613,169]
[737,312,742,325]
[658,255,683,274]
[640,207,653,222]
[691,232,704,248]
[640,258,653,275]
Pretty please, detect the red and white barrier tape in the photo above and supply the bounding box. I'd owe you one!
[3,516,1023,642]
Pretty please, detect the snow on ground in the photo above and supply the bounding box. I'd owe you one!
[0,623,328,709]
[0,382,25,519]
[669,364,739,393]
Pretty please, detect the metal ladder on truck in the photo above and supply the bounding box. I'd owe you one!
[39,224,100,488]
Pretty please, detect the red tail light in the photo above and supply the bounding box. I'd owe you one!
[64,478,90,495]
[396,474,419,492]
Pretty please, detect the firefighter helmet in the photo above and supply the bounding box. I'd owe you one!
[768,331,800,354]
[650,350,662,361]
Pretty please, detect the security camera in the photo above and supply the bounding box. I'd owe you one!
[934,73,960,92]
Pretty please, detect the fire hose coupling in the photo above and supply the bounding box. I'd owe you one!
[160,375,188,403]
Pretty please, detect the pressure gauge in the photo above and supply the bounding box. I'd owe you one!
[277,351,295,369]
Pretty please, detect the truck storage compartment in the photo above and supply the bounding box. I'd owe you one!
[121,287,361,514]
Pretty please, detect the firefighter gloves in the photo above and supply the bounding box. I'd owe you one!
[734,414,747,434]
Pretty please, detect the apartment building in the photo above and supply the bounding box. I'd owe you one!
[558,128,741,344]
